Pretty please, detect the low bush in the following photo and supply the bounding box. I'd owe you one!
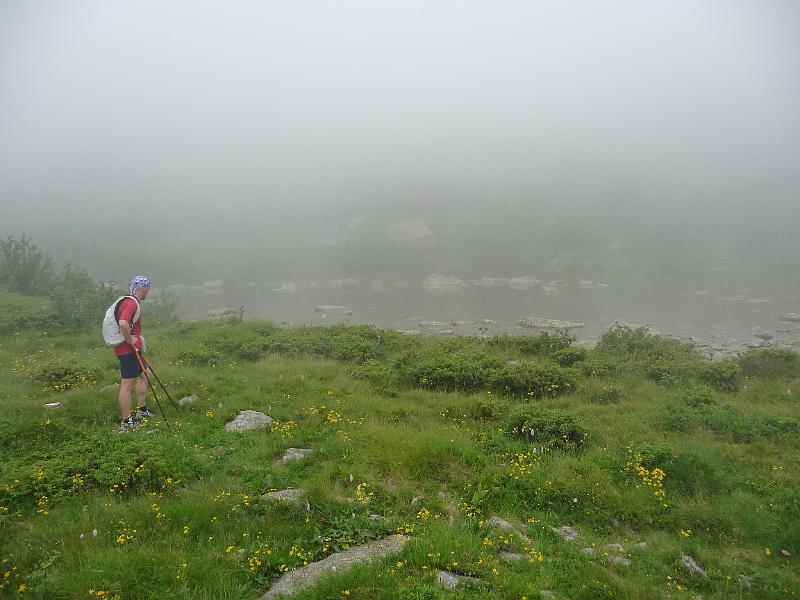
[699,359,742,392]
[0,291,57,333]
[487,331,574,356]
[552,347,588,367]
[31,359,100,391]
[175,345,223,367]
[506,406,591,451]
[596,324,694,360]
[488,362,577,398]
[739,347,800,379]
[395,344,504,392]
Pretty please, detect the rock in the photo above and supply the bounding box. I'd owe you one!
[368,514,383,522]
[264,535,410,598]
[314,305,352,315]
[225,410,273,432]
[508,276,539,290]
[385,218,434,245]
[101,383,120,393]
[264,489,304,502]
[470,277,508,288]
[449,320,476,326]
[436,570,479,590]
[273,283,296,294]
[753,331,774,341]
[499,552,527,562]
[580,547,595,556]
[780,313,800,323]
[781,549,791,557]
[551,526,579,542]
[603,543,625,555]
[281,448,313,463]
[635,542,647,550]
[681,555,707,577]
[519,318,584,330]
[542,285,558,295]
[423,274,466,295]
[486,516,531,542]
[178,394,199,406]
[207,307,239,320]
[739,574,752,588]
[418,320,444,330]
[607,556,631,567]
[44,402,63,409]
[330,279,360,292]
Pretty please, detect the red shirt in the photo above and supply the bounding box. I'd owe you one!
[114,297,143,356]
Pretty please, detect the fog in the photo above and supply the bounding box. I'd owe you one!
[2,1,799,339]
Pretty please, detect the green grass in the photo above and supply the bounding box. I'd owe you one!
[1,317,799,599]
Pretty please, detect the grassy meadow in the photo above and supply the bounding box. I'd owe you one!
[1,308,799,599]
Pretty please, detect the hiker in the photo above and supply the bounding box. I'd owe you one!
[115,275,154,431]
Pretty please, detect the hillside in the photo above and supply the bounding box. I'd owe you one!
[1,314,798,599]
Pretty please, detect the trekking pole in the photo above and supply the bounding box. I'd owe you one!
[141,358,181,411]
[134,350,172,434]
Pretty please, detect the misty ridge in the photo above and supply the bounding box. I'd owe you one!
[1,0,799,334]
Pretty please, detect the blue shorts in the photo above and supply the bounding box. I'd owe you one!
[118,352,148,380]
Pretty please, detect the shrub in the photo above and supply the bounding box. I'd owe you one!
[487,331,574,356]
[31,360,100,391]
[395,344,504,392]
[699,359,742,392]
[47,265,118,330]
[175,345,222,367]
[738,347,800,379]
[0,233,54,295]
[682,387,716,407]
[506,406,590,451]
[596,324,693,359]
[552,347,588,367]
[353,359,401,396]
[0,291,57,332]
[488,362,577,398]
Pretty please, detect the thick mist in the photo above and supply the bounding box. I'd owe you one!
[1,0,799,339]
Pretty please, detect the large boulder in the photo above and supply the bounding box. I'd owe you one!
[225,411,272,432]
[385,218,434,245]
[423,274,465,295]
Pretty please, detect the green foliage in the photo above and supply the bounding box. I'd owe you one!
[0,291,57,333]
[552,346,588,367]
[506,406,591,451]
[596,324,692,359]
[739,347,800,379]
[31,360,100,391]
[488,362,577,398]
[699,359,742,392]
[584,382,626,404]
[0,233,54,295]
[487,331,574,356]
[395,342,505,392]
[47,264,119,330]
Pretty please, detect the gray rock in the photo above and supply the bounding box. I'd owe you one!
[423,274,466,295]
[780,313,800,323]
[368,514,384,522]
[44,402,63,409]
[499,552,527,562]
[264,535,409,598]
[470,278,508,288]
[551,526,579,542]
[485,516,530,541]
[519,318,584,330]
[281,448,313,463]
[607,556,631,567]
[225,410,272,432]
[178,394,199,406]
[264,489,303,502]
[508,276,539,290]
[580,547,595,556]
[314,305,352,315]
[739,574,752,588]
[603,543,625,555]
[681,555,707,577]
[635,542,647,550]
[436,570,479,590]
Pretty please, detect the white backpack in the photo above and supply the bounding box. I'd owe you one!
[102,296,141,347]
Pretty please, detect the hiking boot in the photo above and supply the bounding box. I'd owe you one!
[133,407,154,422]
[119,418,138,433]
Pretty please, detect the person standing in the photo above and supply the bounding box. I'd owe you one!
[115,275,154,431]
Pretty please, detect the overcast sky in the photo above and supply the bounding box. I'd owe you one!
[1,0,799,246]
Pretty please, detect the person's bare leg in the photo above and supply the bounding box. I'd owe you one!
[119,378,135,420]
[135,369,151,409]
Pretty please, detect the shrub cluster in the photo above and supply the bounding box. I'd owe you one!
[738,347,800,379]
[0,291,57,333]
[487,331,574,356]
[505,406,590,451]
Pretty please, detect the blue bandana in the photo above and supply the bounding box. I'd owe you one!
[130,275,151,295]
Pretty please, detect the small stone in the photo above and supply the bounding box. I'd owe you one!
[603,543,625,555]
[681,555,707,577]
[264,489,303,502]
[551,526,579,542]
[781,549,791,557]
[499,552,527,562]
[436,570,479,590]
[580,547,595,556]
[607,556,631,567]
[486,516,530,542]
[178,394,199,406]
[635,542,647,550]
[44,402,63,409]
[739,574,752,588]
[281,448,313,463]
[225,410,272,432]
[411,496,421,505]
[368,514,384,522]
